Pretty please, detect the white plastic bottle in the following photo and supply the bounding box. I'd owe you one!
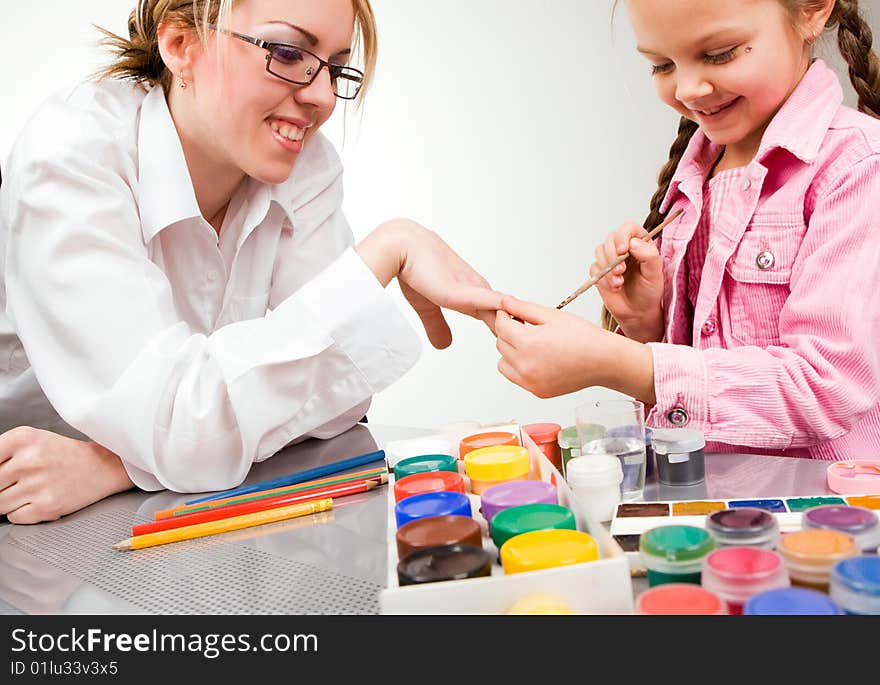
[565,454,623,523]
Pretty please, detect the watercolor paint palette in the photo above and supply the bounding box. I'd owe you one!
[610,494,880,553]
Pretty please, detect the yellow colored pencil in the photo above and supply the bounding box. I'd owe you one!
[113,498,333,551]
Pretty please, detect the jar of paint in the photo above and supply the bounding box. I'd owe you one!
[500,529,599,574]
[397,543,492,586]
[490,503,577,552]
[464,445,531,495]
[564,454,623,524]
[394,491,472,529]
[650,428,706,486]
[459,431,519,460]
[506,593,576,615]
[635,583,727,615]
[830,556,880,615]
[639,525,715,587]
[480,480,558,530]
[522,423,563,471]
[556,426,582,477]
[396,515,483,559]
[393,470,466,502]
[801,505,880,553]
[701,547,790,615]
[385,435,455,470]
[777,529,859,590]
[743,587,844,615]
[393,454,458,481]
[705,507,780,549]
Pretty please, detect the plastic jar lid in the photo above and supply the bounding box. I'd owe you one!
[522,423,562,445]
[480,480,558,524]
[651,428,706,454]
[830,556,880,614]
[565,454,623,488]
[778,529,859,582]
[393,470,465,502]
[702,547,789,603]
[395,515,482,559]
[744,587,844,615]
[802,505,880,552]
[393,454,458,480]
[706,508,780,547]
[557,426,580,449]
[500,529,599,574]
[397,543,491,585]
[490,503,577,550]
[639,525,715,575]
[459,431,519,459]
[636,583,726,615]
[385,436,455,468]
[394,491,472,528]
[464,445,530,482]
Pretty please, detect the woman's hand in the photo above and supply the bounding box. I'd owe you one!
[0,427,134,524]
[495,296,656,402]
[592,222,665,343]
[356,219,503,348]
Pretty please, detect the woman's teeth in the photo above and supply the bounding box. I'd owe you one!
[270,121,305,141]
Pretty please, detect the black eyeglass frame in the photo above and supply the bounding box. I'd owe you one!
[206,24,364,100]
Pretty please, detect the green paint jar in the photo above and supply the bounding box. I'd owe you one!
[557,425,604,477]
[639,525,716,587]
[490,503,577,553]
[394,454,459,480]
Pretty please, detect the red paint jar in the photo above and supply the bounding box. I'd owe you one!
[523,423,562,471]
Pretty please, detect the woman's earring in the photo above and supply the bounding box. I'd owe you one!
[180,72,188,90]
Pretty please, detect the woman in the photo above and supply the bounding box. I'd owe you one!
[0,0,500,523]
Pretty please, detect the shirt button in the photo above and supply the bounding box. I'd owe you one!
[756,251,775,270]
[206,270,219,282]
[740,178,751,191]
[667,407,690,426]
[701,318,717,336]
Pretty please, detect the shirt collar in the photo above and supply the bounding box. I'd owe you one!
[661,58,842,212]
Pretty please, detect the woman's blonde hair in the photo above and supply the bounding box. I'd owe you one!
[601,0,880,331]
[95,0,377,106]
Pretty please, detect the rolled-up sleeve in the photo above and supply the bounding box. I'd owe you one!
[648,155,880,450]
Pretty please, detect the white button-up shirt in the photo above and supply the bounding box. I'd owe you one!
[0,80,421,492]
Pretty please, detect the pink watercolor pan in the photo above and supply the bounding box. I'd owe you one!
[827,460,880,495]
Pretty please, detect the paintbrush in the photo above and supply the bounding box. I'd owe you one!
[556,208,684,310]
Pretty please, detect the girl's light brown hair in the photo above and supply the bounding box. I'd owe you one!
[601,0,880,332]
[95,0,377,106]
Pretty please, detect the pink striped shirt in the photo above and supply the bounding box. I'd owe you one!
[646,59,880,460]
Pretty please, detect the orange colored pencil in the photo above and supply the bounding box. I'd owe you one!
[153,466,387,520]
[133,478,384,536]
[114,499,334,551]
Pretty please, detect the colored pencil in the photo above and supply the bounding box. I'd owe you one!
[183,449,387,505]
[135,478,383,536]
[113,499,334,551]
[155,467,388,519]
[556,208,684,309]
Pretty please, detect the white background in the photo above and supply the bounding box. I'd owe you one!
[1,1,878,432]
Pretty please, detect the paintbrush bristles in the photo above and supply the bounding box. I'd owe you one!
[556,208,684,310]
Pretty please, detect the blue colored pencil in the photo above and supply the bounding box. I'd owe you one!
[183,449,387,505]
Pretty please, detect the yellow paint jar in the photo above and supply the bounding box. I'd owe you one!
[464,445,531,495]
[777,529,859,589]
[507,593,576,614]
[499,529,599,574]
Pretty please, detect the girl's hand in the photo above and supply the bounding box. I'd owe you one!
[356,219,504,349]
[592,222,665,342]
[0,427,134,524]
[495,295,656,402]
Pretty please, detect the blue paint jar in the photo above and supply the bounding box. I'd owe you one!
[830,556,880,615]
[394,491,472,529]
[744,587,844,615]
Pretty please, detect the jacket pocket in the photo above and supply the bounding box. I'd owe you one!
[724,214,805,346]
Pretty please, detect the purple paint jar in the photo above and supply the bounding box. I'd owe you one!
[802,505,880,553]
[480,480,558,530]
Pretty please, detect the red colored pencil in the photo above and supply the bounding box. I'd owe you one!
[132,477,385,536]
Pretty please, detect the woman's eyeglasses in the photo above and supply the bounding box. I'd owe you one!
[207,24,364,100]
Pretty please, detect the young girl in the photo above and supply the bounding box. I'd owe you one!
[0,0,501,523]
[495,0,880,460]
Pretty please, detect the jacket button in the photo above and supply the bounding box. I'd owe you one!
[701,318,717,336]
[756,251,775,270]
[667,408,690,426]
